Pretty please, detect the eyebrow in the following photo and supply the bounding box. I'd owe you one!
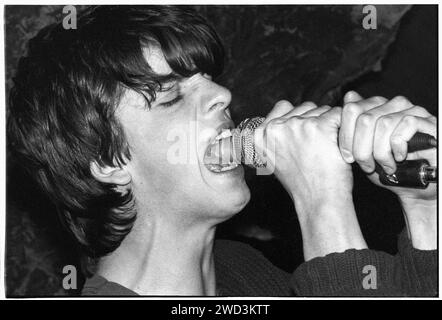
[152,81,181,103]
[160,82,180,96]
[158,73,185,91]
[159,80,179,92]
[150,74,186,106]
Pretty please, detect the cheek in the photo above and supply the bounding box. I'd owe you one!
[128,123,203,184]
[124,123,169,176]
[121,108,210,186]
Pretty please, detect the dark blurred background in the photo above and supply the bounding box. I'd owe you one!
[5,5,438,296]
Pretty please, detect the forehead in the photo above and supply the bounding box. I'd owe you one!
[143,46,172,76]
[116,46,174,110]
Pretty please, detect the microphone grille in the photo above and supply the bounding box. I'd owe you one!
[235,117,265,168]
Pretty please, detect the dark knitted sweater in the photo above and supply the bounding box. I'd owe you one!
[81,229,437,297]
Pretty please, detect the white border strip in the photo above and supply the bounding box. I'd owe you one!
[0,0,440,301]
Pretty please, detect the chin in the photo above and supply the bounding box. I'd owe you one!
[197,155,251,218]
[210,181,251,218]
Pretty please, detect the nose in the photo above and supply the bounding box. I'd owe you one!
[205,82,232,117]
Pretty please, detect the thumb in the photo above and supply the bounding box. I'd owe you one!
[321,106,343,129]
[343,91,363,104]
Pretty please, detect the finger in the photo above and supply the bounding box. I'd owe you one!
[253,125,267,166]
[264,100,294,124]
[390,106,433,162]
[254,118,286,168]
[285,101,318,117]
[343,91,364,104]
[390,115,437,163]
[339,96,388,163]
[299,105,332,118]
[373,114,399,174]
[352,96,413,173]
[373,106,433,173]
[319,106,342,128]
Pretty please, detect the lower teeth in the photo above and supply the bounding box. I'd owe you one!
[220,163,238,172]
[206,163,238,173]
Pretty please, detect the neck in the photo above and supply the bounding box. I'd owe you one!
[96,207,218,296]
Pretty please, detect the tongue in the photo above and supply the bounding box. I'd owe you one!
[204,136,236,166]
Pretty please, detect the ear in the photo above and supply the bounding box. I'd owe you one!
[90,161,132,186]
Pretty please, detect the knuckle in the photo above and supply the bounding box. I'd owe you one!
[302,118,319,131]
[356,113,375,127]
[343,102,362,116]
[391,95,411,107]
[372,96,388,104]
[410,105,429,116]
[275,100,293,109]
[402,115,417,126]
[377,115,395,129]
[428,115,437,123]
[286,117,301,132]
[286,116,299,125]
[300,101,317,108]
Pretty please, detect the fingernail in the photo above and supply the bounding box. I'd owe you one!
[383,165,395,175]
[340,149,355,163]
[344,91,355,102]
[395,152,405,162]
[400,150,407,161]
[360,164,374,173]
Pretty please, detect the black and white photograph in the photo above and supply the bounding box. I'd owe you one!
[3,3,439,302]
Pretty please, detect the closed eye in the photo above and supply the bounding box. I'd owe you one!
[159,94,183,108]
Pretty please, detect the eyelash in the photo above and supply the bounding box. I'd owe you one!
[160,94,183,108]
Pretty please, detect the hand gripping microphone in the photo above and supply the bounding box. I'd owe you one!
[205,117,437,189]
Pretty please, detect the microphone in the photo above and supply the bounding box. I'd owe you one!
[204,117,266,170]
[204,116,437,188]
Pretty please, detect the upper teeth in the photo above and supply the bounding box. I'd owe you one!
[215,129,232,141]
[205,128,239,173]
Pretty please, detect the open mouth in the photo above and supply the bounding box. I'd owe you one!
[204,128,239,173]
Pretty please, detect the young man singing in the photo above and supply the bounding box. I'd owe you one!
[8,6,437,296]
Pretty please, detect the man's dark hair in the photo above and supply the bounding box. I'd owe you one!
[7,5,225,258]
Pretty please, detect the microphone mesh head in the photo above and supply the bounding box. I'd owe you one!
[235,117,265,168]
